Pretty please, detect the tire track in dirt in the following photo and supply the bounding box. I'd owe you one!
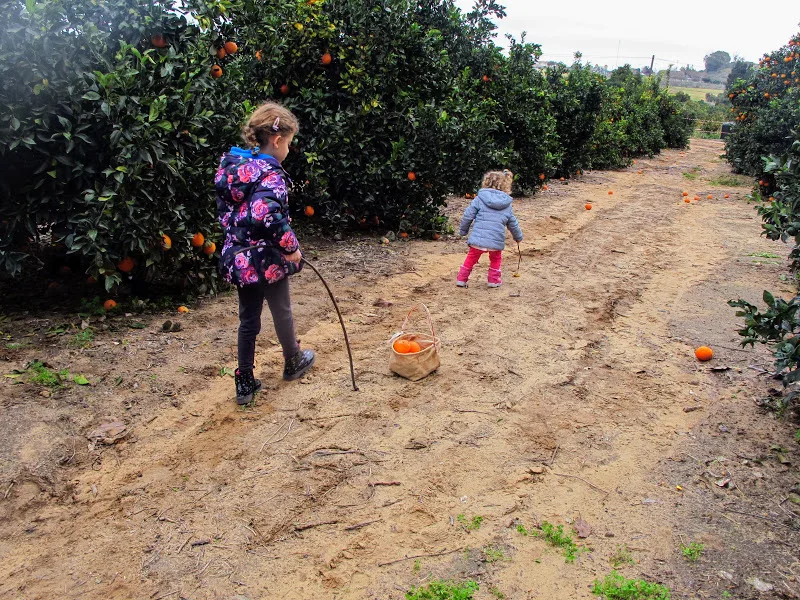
[0,140,792,599]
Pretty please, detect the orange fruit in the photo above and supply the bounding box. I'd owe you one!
[559,177,565,181]
[724,194,730,198]
[304,205,315,217]
[694,346,713,361]
[407,341,421,353]
[682,191,688,196]
[203,241,216,256]
[151,34,168,48]
[191,232,205,247]
[255,50,262,61]
[684,198,691,203]
[117,257,134,273]
[280,84,290,95]
[432,233,441,241]
[399,232,409,239]
[637,170,643,174]
[393,339,412,354]
[608,190,613,195]
[177,306,190,314]
[224,41,238,54]
[407,171,416,181]
[693,196,700,201]
[216,47,227,59]
[539,173,545,181]
[707,194,713,199]
[482,75,490,82]
[542,185,548,191]
[103,299,117,311]
[584,203,592,210]
[161,234,172,250]
[321,52,332,65]
[211,65,223,79]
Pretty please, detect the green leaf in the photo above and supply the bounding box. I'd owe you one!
[82,91,101,101]
[73,375,90,385]
[763,290,776,306]
[25,0,35,14]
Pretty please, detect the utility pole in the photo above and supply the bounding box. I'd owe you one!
[650,54,655,74]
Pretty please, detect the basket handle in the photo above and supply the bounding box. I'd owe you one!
[400,303,436,339]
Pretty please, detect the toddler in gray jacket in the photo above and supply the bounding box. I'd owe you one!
[457,170,523,288]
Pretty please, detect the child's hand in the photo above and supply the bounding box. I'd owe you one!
[285,249,302,264]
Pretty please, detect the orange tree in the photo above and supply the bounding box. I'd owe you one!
[728,31,800,413]
[545,58,605,177]
[725,33,800,180]
[0,0,240,292]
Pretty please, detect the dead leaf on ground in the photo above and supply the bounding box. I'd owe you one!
[86,421,128,445]
[575,517,592,538]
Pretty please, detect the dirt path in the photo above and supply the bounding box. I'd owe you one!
[2,140,799,600]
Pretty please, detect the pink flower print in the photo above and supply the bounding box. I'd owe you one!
[253,159,269,170]
[279,231,298,251]
[251,198,270,221]
[236,203,248,222]
[264,264,285,283]
[237,162,262,183]
[231,187,244,202]
[241,266,260,285]
[227,175,234,184]
[234,253,250,269]
[261,171,282,188]
[215,168,225,183]
[274,185,287,200]
[221,213,230,228]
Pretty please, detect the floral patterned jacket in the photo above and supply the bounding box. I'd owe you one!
[215,147,302,287]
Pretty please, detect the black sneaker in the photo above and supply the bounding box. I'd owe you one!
[283,349,315,381]
[235,368,262,405]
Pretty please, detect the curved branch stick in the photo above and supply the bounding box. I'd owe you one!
[301,258,358,391]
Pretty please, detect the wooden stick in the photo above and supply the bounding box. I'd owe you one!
[293,520,339,532]
[552,472,609,496]
[260,419,294,452]
[177,536,193,553]
[301,258,358,391]
[546,445,560,466]
[378,547,465,567]
[723,508,795,529]
[345,519,382,531]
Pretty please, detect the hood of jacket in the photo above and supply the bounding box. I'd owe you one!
[477,188,513,210]
[215,147,286,203]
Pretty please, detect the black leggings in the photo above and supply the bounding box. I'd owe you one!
[237,277,299,371]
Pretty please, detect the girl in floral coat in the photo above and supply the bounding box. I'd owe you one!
[215,102,315,404]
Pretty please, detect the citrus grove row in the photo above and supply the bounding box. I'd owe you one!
[724,31,800,410]
[0,0,695,293]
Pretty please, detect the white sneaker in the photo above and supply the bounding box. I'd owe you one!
[487,282,502,288]
[456,280,467,287]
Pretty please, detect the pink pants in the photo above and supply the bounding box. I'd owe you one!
[458,247,502,284]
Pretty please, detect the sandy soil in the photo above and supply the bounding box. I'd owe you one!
[1,139,798,600]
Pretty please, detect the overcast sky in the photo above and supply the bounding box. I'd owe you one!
[453,0,800,71]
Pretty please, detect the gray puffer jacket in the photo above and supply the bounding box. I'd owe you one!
[459,188,523,251]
